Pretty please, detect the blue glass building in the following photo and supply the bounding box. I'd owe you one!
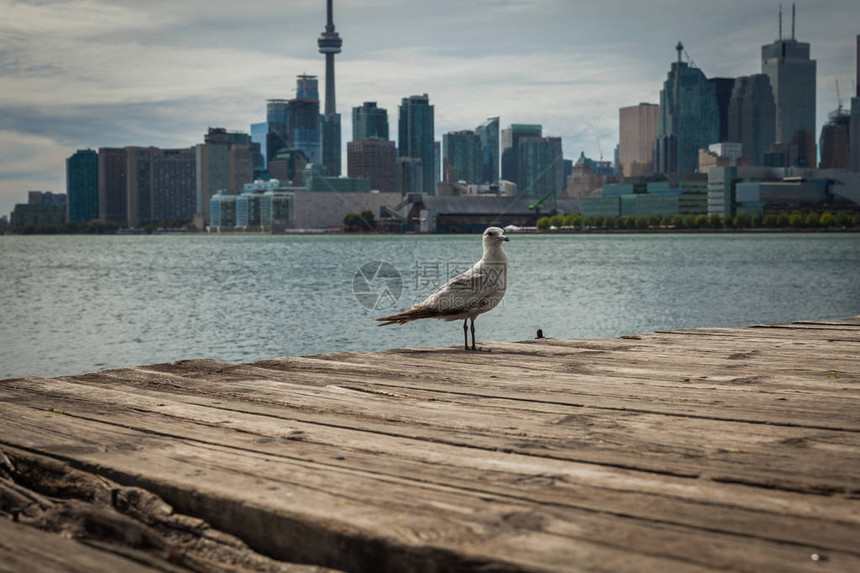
[352,102,389,141]
[442,130,482,184]
[66,149,99,223]
[398,94,435,194]
[657,43,720,175]
[476,117,500,184]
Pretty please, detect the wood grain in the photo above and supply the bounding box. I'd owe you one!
[2,316,859,572]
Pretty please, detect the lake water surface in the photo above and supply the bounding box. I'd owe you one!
[1,232,858,379]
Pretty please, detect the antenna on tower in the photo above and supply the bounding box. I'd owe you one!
[791,3,796,40]
[778,4,782,41]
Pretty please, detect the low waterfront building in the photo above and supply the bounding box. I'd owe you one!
[707,166,860,215]
[261,190,294,232]
[10,192,68,229]
[582,178,708,218]
[209,191,238,230]
[236,187,265,228]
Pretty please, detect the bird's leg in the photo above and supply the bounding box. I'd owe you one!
[470,318,477,351]
[463,319,469,351]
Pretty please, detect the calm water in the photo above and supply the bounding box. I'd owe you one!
[1,233,858,380]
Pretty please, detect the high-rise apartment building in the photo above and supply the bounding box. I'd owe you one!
[98,147,128,223]
[501,124,542,189]
[442,131,482,184]
[819,111,850,169]
[347,139,397,193]
[127,147,196,226]
[761,6,817,167]
[195,128,255,224]
[518,137,563,198]
[476,117,500,184]
[250,122,268,170]
[398,94,435,194]
[318,0,342,176]
[151,148,196,224]
[619,103,659,177]
[656,43,720,175]
[66,149,99,223]
[266,100,289,164]
[352,102,389,141]
[727,74,776,166]
[288,96,321,165]
[296,74,319,100]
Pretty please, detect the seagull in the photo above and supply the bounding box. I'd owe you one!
[376,226,509,351]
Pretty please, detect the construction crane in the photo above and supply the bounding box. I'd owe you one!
[528,188,558,217]
[836,79,843,114]
[595,136,604,162]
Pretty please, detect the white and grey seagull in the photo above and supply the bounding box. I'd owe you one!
[376,226,509,351]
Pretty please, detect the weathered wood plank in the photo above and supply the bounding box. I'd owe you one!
[2,317,860,572]
[2,403,858,573]
[0,518,162,573]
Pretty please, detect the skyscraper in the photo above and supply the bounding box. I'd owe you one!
[353,102,389,141]
[287,89,321,165]
[348,139,397,193]
[66,149,99,223]
[619,103,659,177]
[761,5,817,167]
[266,100,289,164]
[518,137,563,198]
[501,124,542,189]
[819,111,850,169]
[656,42,720,175]
[476,117,500,184]
[727,74,776,166]
[710,78,736,142]
[398,94,435,194]
[442,131,482,184]
[250,122,268,169]
[318,0,342,176]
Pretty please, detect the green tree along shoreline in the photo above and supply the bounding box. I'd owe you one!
[536,210,860,232]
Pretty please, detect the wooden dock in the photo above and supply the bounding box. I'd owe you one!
[2,317,859,572]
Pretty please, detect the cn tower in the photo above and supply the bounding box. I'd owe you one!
[318,0,342,175]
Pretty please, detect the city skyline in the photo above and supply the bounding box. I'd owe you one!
[1,0,858,217]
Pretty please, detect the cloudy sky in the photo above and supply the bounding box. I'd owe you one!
[1,0,858,217]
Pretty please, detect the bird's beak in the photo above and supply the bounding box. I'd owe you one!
[502,235,510,242]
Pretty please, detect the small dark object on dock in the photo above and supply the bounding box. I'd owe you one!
[535,329,545,339]
[11,507,21,522]
[110,487,119,508]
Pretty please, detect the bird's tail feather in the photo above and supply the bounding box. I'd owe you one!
[375,306,447,326]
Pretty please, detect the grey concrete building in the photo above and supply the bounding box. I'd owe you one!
[760,7,817,167]
[727,74,776,166]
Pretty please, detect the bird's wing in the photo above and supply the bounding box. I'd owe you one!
[420,260,506,313]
